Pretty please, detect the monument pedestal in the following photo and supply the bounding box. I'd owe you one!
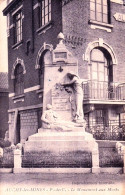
[24,128,98,152]
[24,128,99,170]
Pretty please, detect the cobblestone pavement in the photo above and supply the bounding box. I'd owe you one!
[0,173,125,195]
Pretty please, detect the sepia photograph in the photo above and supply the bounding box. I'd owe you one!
[0,0,125,195]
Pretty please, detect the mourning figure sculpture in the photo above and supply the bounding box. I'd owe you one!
[41,104,85,131]
[61,72,84,123]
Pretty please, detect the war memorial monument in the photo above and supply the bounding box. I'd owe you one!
[24,33,99,172]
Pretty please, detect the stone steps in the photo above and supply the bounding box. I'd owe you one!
[24,130,98,153]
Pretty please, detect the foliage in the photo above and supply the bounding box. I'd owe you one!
[22,150,92,168]
[99,146,123,167]
[0,147,14,168]
[0,138,11,148]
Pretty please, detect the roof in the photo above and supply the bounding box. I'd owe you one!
[0,72,8,92]
[3,0,21,16]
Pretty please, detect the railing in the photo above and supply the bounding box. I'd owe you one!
[22,151,92,168]
[0,148,14,168]
[83,81,125,101]
[86,120,125,141]
[21,146,124,168]
[116,83,125,100]
[99,146,123,167]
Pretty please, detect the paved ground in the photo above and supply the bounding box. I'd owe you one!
[0,173,125,195]
[1,141,125,195]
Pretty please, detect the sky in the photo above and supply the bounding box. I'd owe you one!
[0,0,8,72]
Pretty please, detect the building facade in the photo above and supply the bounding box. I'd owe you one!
[0,72,9,138]
[3,0,125,144]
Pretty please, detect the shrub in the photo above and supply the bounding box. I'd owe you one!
[0,138,11,148]
[0,147,14,168]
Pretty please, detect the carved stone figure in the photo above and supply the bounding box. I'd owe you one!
[61,72,84,122]
[41,104,85,131]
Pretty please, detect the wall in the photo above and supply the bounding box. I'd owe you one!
[5,0,62,143]
[0,93,9,138]
[7,0,62,110]
[0,0,8,72]
[62,0,125,83]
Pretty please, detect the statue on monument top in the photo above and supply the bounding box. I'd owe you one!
[61,71,84,123]
[41,104,85,131]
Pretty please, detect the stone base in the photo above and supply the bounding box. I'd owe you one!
[92,167,100,173]
[24,128,98,153]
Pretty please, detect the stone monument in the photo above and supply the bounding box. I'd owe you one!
[24,33,99,171]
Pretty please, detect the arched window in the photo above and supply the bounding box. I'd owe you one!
[39,56,44,89]
[90,48,108,82]
[39,50,51,89]
[89,48,113,99]
[14,64,24,95]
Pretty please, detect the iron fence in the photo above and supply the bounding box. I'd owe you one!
[116,83,125,100]
[0,148,14,168]
[99,146,124,167]
[86,120,125,141]
[83,81,125,101]
[0,146,124,169]
[22,147,124,168]
[22,151,92,168]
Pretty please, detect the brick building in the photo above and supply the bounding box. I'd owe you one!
[3,0,125,144]
[0,72,9,138]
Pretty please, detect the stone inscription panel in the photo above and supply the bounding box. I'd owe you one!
[52,98,71,111]
[52,86,71,111]
[55,52,67,59]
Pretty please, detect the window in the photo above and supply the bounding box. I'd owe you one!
[14,10,22,44]
[39,60,44,89]
[90,0,110,23]
[96,110,104,124]
[40,0,51,27]
[90,48,108,98]
[39,50,51,89]
[95,109,108,126]
[39,52,45,89]
[89,48,113,99]
[7,14,10,29]
[90,48,109,82]
[14,64,24,95]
